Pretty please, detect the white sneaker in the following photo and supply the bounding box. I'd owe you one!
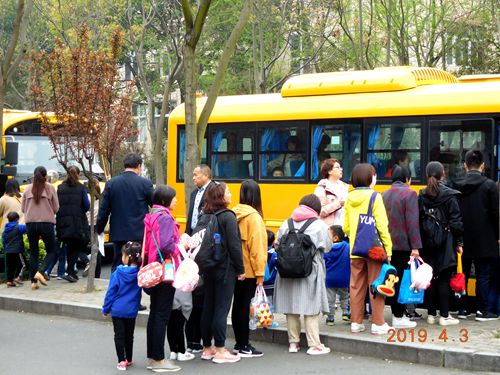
[306,344,331,356]
[177,352,195,361]
[427,314,439,325]
[351,322,366,333]
[392,316,417,329]
[439,315,459,326]
[371,323,391,335]
[169,352,177,360]
[288,343,300,353]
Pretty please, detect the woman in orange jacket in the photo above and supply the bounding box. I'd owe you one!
[231,180,268,358]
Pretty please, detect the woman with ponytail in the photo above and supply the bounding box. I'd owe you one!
[419,161,463,326]
[56,166,90,282]
[21,166,60,290]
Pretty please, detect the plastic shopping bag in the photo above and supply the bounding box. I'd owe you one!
[397,263,425,305]
[249,285,273,330]
[173,243,200,292]
[409,257,433,291]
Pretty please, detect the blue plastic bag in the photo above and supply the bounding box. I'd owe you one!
[397,268,425,304]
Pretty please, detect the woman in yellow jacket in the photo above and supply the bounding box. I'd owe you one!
[231,180,267,357]
[343,164,393,335]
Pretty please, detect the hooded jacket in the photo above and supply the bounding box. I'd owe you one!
[102,265,142,318]
[232,203,267,281]
[324,240,350,288]
[343,188,393,258]
[314,178,349,226]
[2,222,27,254]
[451,171,498,259]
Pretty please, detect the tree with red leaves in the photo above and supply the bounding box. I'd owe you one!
[31,24,137,292]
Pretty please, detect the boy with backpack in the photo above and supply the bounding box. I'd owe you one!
[324,225,351,325]
[2,212,27,287]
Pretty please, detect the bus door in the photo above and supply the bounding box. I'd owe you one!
[428,118,495,183]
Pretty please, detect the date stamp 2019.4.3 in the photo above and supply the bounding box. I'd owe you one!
[387,328,469,343]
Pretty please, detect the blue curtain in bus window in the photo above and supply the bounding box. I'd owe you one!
[344,129,360,174]
[367,125,382,174]
[311,126,325,180]
[260,129,276,177]
[294,162,305,177]
[212,130,225,176]
[179,131,186,179]
[391,127,404,149]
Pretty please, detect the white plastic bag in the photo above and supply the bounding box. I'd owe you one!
[249,285,273,330]
[410,256,433,291]
[172,242,200,292]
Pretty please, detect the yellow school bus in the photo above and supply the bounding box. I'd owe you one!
[167,67,500,235]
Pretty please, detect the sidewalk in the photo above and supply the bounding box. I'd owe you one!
[0,279,498,372]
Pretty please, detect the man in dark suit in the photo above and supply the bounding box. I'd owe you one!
[96,153,154,272]
[185,165,215,235]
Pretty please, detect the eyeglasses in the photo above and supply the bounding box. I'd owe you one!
[333,166,343,170]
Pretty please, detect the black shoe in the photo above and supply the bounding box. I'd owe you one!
[62,273,77,283]
[189,343,203,354]
[43,272,51,281]
[405,311,422,321]
[232,344,241,354]
[457,310,470,319]
[139,304,147,311]
[475,311,499,321]
[238,344,264,358]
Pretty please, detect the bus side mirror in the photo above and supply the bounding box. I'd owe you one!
[5,142,18,165]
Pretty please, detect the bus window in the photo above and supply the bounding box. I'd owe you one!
[429,118,493,181]
[259,122,307,179]
[177,127,207,181]
[310,123,361,182]
[366,122,422,180]
[211,126,254,179]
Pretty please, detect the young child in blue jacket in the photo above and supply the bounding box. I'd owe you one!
[324,225,351,325]
[102,242,142,371]
[263,230,278,302]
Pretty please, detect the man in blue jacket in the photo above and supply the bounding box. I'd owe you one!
[96,153,153,272]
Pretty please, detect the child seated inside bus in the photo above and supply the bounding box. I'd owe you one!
[271,167,284,177]
[324,225,351,325]
[266,136,304,176]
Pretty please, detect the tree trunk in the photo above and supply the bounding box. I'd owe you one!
[0,85,5,161]
[86,163,97,292]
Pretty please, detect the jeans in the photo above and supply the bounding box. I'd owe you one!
[146,283,175,361]
[26,222,57,283]
[231,278,256,347]
[474,258,496,313]
[201,271,236,348]
[112,241,127,273]
[326,287,350,316]
[487,258,500,314]
[112,317,136,362]
[45,242,66,277]
[167,309,187,354]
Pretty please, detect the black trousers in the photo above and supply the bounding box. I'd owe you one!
[112,317,136,362]
[387,251,412,318]
[201,271,236,348]
[26,222,56,283]
[146,282,175,361]
[6,253,23,282]
[65,239,87,277]
[186,305,203,349]
[231,278,257,347]
[426,267,453,317]
[167,309,187,354]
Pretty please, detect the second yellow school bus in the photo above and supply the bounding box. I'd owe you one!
[167,66,500,232]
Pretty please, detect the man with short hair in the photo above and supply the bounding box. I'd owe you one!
[185,165,215,235]
[96,153,154,272]
[454,149,499,321]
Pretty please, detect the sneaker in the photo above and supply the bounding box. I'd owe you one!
[439,315,459,326]
[212,349,241,364]
[392,316,417,329]
[43,272,51,281]
[13,277,24,285]
[371,323,391,335]
[351,322,366,333]
[475,311,499,321]
[125,360,133,367]
[151,360,181,372]
[405,311,422,321]
[238,344,263,358]
[146,359,153,370]
[288,343,300,353]
[457,310,471,319]
[117,361,127,371]
[6,282,16,287]
[62,273,77,283]
[306,344,331,356]
[201,347,216,360]
[177,352,195,361]
[169,352,177,360]
[83,263,90,277]
[342,313,350,322]
[427,314,439,325]
[326,316,335,326]
[232,344,241,354]
[189,343,203,353]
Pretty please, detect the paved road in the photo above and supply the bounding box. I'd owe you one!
[0,310,477,375]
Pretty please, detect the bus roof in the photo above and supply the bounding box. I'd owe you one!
[2,110,42,129]
[169,68,500,125]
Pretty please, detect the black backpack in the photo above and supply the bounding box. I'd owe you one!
[421,203,449,248]
[276,218,317,278]
[192,209,230,273]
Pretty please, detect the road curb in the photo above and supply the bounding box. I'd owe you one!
[1,295,497,372]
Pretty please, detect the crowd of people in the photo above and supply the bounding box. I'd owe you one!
[2,150,499,372]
